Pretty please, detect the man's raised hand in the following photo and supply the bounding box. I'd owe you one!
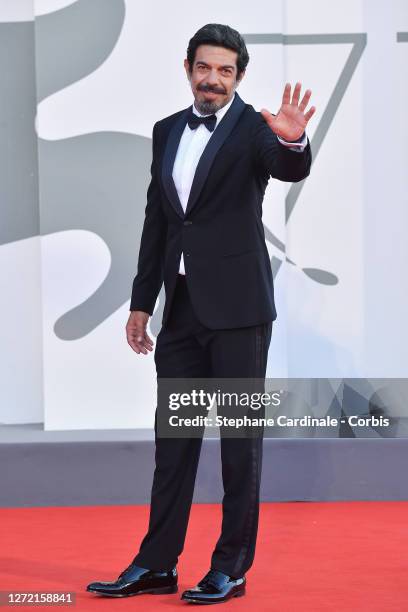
[260,82,316,142]
[126,311,154,355]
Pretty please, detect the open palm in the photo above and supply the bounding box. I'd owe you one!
[260,82,316,141]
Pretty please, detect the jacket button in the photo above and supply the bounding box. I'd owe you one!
[183,220,193,226]
[185,252,190,257]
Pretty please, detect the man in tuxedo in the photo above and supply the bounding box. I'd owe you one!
[87,23,314,604]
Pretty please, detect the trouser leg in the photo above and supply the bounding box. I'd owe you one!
[207,321,273,577]
[133,414,204,570]
[133,276,209,570]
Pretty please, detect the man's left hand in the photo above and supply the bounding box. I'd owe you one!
[260,82,316,141]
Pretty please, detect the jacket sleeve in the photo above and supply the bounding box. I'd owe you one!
[129,122,167,314]
[251,114,312,182]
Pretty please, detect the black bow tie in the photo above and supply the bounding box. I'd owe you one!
[187,111,217,132]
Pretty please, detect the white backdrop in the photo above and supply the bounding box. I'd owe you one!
[0,0,407,429]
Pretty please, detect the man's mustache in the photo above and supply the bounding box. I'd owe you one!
[198,84,226,94]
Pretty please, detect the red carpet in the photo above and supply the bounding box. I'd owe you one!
[0,502,407,611]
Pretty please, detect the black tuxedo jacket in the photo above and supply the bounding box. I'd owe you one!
[130,92,312,329]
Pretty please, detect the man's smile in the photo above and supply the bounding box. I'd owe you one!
[198,85,226,95]
[202,91,220,99]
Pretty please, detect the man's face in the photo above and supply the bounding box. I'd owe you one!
[184,44,245,115]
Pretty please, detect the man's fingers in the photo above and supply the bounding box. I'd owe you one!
[304,105,316,122]
[299,89,312,112]
[144,331,154,346]
[126,327,153,354]
[127,337,141,353]
[291,82,301,106]
[260,108,272,119]
[136,329,153,350]
[128,337,150,355]
[260,108,276,129]
[125,311,153,355]
[282,82,291,105]
[140,336,153,352]
[126,332,140,352]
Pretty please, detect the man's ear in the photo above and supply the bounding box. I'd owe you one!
[184,58,191,80]
[236,69,246,86]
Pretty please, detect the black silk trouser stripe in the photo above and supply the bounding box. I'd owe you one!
[133,276,272,577]
[230,323,267,578]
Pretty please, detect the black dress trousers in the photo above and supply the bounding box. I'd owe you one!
[133,273,273,578]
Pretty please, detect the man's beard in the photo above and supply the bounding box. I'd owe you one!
[194,99,222,115]
[194,84,234,115]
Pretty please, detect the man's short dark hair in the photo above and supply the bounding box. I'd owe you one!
[186,23,249,79]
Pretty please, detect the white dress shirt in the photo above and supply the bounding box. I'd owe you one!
[172,93,307,275]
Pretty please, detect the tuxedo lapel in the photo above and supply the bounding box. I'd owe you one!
[161,93,246,219]
[185,92,246,217]
[161,107,190,219]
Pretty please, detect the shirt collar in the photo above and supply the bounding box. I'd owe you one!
[192,92,236,126]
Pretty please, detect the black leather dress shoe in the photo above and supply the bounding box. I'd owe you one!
[86,560,178,597]
[181,569,245,604]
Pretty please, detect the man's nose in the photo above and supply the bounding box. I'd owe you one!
[206,69,220,85]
